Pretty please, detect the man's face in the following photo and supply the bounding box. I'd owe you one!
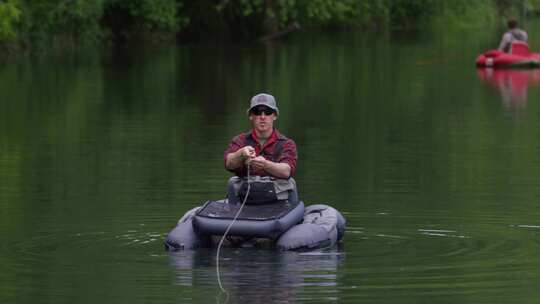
[249,106,277,134]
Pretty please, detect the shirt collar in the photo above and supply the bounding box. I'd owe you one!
[251,128,279,146]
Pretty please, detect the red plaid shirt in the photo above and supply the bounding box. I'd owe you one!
[224,129,297,177]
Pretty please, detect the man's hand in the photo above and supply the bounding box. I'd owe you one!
[248,156,291,178]
[248,156,268,170]
[240,146,256,160]
[226,146,256,170]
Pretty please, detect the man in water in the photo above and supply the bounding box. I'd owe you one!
[224,93,297,179]
[223,94,297,247]
[498,19,528,53]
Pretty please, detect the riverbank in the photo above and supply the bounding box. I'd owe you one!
[0,0,532,55]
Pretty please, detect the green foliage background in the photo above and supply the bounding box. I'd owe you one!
[0,0,536,50]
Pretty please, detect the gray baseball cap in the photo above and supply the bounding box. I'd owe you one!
[247,93,279,115]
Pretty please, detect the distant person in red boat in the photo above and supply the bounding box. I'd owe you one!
[498,19,528,53]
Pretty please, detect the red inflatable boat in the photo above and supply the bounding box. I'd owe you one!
[476,41,540,68]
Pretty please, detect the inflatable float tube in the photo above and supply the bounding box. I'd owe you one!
[476,49,540,68]
[164,201,346,251]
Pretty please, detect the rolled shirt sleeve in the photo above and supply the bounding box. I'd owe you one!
[224,134,248,176]
[277,138,297,177]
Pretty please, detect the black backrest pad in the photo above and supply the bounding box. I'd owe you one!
[196,200,299,221]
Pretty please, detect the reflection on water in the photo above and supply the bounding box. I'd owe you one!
[477,68,540,110]
[169,207,540,303]
[169,249,344,302]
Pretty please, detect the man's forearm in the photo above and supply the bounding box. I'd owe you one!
[225,150,245,170]
[263,161,291,179]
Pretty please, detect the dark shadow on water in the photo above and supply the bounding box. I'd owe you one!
[168,248,345,303]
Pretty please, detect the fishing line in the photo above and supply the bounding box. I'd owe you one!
[216,162,251,294]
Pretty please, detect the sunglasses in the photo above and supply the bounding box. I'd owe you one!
[250,107,275,116]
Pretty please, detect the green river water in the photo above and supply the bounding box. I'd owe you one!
[2,21,540,303]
